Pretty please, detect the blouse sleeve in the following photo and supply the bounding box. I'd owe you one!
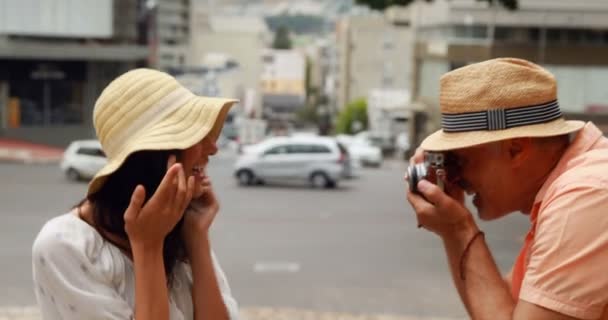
[32,220,133,320]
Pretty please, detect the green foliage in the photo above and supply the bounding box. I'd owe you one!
[335,98,368,134]
[273,25,293,49]
[354,0,517,10]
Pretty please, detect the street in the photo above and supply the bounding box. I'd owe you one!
[0,151,529,318]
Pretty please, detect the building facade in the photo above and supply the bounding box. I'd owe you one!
[336,9,413,111]
[260,48,306,121]
[0,0,149,145]
[189,6,269,118]
[150,0,190,71]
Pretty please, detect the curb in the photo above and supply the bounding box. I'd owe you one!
[0,151,62,164]
[0,306,464,320]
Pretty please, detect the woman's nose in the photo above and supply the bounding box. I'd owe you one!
[208,141,218,155]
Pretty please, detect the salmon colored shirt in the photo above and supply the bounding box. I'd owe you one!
[511,122,608,319]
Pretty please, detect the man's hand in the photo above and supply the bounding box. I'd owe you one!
[406,179,476,239]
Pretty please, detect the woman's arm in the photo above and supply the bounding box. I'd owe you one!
[125,158,194,320]
[189,235,231,320]
[131,243,171,320]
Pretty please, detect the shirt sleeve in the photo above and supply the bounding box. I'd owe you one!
[32,223,133,320]
[520,180,608,319]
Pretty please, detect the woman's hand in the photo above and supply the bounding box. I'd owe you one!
[124,155,195,249]
[182,174,220,255]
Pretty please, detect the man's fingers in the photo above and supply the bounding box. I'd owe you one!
[124,185,146,222]
[409,147,424,166]
[417,180,452,207]
[406,190,434,215]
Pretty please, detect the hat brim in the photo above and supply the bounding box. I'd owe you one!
[87,96,238,196]
[421,118,585,151]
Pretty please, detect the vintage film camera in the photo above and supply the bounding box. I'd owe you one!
[407,152,448,194]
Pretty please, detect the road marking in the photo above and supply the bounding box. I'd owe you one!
[253,261,301,273]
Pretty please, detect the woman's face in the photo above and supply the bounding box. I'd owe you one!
[180,136,218,198]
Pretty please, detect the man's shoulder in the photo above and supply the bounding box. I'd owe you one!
[554,147,608,189]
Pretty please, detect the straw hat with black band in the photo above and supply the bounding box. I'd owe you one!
[88,68,238,196]
[421,58,584,152]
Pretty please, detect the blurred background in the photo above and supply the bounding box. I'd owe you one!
[0,0,607,319]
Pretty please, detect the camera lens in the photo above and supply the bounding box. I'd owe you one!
[407,164,427,194]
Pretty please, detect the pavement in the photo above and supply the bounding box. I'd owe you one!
[0,306,463,320]
[0,139,63,164]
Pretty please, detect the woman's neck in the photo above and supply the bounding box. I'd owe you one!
[76,201,134,259]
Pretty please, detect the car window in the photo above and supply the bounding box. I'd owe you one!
[76,147,105,157]
[287,144,331,154]
[287,144,311,154]
[311,145,331,153]
[264,145,288,155]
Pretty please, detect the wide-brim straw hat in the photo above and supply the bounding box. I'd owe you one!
[88,68,238,195]
[421,58,584,151]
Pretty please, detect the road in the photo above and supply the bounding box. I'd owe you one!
[0,151,529,318]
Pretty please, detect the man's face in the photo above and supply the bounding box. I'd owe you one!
[449,143,516,221]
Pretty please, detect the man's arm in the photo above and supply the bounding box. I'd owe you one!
[408,181,582,320]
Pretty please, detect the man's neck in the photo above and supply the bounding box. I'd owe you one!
[521,140,570,215]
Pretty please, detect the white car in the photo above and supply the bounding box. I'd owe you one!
[60,140,107,181]
[336,134,383,167]
[234,136,352,188]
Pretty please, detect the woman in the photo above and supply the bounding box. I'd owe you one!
[32,69,239,320]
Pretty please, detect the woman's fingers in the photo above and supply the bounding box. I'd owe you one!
[124,185,146,223]
[154,163,181,204]
[174,164,188,213]
[181,175,195,213]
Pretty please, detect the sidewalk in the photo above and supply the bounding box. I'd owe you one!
[0,306,463,320]
[0,139,63,164]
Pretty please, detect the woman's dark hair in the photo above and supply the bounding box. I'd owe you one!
[84,149,186,285]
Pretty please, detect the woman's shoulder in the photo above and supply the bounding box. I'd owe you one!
[32,212,126,282]
[33,212,100,253]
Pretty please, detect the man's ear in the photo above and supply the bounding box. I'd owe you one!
[505,138,532,167]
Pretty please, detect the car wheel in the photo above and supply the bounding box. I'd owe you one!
[66,168,81,181]
[237,169,254,186]
[310,172,330,189]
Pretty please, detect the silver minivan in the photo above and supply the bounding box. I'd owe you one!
[234,136,352,188]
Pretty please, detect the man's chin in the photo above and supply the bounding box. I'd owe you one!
[477,208,510,221]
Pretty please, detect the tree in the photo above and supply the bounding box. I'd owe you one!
[272,25,293,50]
[335,98,369,134]
[355,0,518,10]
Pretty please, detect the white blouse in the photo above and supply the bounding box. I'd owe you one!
[32,213,238,320]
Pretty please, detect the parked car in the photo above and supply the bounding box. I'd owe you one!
[60,140,107,181]
[234,136,352,188]
[336,134,383,167]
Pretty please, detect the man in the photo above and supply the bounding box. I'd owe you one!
[406,58,608,319]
